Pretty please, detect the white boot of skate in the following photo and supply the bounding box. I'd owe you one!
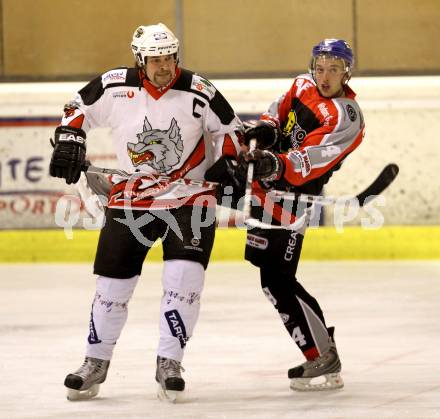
[64,357,110,401]
[155,356,185,403]
[288,342,344,392]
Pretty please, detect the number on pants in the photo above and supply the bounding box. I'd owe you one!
[292,326,307,346]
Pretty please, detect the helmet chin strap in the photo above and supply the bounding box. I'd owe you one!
[342,69,351,85]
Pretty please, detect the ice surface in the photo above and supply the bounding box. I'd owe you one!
[1,261,439,419]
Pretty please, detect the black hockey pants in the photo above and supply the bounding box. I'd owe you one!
[245,227,332,360]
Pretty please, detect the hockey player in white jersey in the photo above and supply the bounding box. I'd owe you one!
[49,23,242,402]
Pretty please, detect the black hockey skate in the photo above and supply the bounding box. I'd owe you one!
[288,328,344,391]
[155,356,185,402]
[64,357,110,400]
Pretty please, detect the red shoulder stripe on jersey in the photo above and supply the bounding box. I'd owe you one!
[68,114,85,129]
[222,133,238,158]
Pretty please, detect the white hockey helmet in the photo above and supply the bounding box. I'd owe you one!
[131,23,179,66]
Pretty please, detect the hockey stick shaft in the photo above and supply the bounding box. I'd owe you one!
[83,160,398,231]
[82,164,219,189]
[242,139,257,221]
[244,163,399,230]
[266,163,399,207]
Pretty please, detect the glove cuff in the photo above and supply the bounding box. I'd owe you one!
[261,151,283,182]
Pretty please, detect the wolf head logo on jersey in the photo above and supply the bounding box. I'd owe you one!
[127,116,184,172]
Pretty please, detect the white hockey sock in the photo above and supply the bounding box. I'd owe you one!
[86,275,139,360]
[158,260,205,362]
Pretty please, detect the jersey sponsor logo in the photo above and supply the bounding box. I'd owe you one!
[318,102,334,126]
[283,110,307,149]
[346,104,357,121]
[109,175,217,209]
[127,115,183,172]
[101,69,128,87]
[112,90,135,99]
[164,309,188,348]
[190,75,216,100]
[283,110,297,135]
[290,150,311,178]
[246,233,268,250]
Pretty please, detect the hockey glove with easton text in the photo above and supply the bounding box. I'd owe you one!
[243,118,281,150]
[49,125,86,184]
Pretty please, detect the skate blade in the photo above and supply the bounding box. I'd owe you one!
[290,372,344,392]
[157,384,184,403]
[67,384,100,401]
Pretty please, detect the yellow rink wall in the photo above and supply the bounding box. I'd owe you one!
[1,226,439,263]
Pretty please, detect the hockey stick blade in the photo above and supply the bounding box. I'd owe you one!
[266,163,399,208]
[244,163,399,230]
[355,163,399,206]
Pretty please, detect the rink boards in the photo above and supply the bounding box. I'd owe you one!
[1,226,439,262]
[1,76,440,229]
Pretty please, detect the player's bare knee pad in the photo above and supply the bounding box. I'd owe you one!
[86,275,139,360]
[158,260,204,361]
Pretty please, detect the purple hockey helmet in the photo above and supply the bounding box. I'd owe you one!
[309,39,354,82]
[312,39,353,66]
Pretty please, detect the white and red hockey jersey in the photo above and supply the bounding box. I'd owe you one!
[252,73,365,225]
[61,67,242,209]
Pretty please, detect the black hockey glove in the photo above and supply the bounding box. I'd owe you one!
[49,125,87,184]
[205,155,246,189]
[243,119,281,150]
[242,149,284,182]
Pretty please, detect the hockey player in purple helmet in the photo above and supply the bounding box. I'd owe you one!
[310,38,354,98]
[208,38,364,391]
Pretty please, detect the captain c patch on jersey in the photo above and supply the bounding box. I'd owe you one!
[127,115,184,172]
